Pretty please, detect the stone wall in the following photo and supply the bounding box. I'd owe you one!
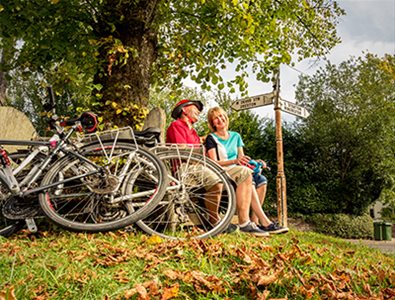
[143,107,166,143]
[0,106,37,152]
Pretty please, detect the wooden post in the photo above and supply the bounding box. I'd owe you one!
[273,69,288,227]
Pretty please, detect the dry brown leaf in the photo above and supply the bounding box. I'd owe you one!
[300,285,315,299]
[163,269,180,280]
[190,270,211,286]
[362,284,372,297]
[124,283,150,300]
[124,288,138,299]
[0,287,17,300]
[257,290,270,300]
[113,269,129,283]
[275,253,288,262]
[316,247,329,257]
[257,273,278,286]
[31,285,49,298]
[161,283,179,300]
[383,287,395,298]
[243,253,253,264]
[143,280,160,296]
[135,284,149,300]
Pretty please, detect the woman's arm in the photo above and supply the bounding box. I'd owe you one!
[237,147,251,165]
[207,148,239,167]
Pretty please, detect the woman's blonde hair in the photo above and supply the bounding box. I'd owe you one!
[207,107,229,132]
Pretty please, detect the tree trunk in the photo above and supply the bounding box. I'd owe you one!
[93,0,159,128]
[0,54,6,106]
[0,71,6,106]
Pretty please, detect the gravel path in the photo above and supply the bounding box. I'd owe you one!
[288,218,395,255]
[346,239,395,255]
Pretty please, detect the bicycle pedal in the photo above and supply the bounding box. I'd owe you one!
[25,218,38,233]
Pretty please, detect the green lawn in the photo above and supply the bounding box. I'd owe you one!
[1,227,394,299]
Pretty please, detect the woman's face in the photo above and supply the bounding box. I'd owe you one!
[212,112,228,130]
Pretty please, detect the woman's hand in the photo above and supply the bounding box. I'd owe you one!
[235,155,251,166]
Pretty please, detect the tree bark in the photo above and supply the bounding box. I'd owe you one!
[0,71,6,106]
[93,0,159,127]
[0,54,6,106]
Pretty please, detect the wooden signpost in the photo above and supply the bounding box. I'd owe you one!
[231,92,275,111]
[231,70,309,227]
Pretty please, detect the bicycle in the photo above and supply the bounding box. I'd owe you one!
[134,145,237,240]
[0,99,168,236]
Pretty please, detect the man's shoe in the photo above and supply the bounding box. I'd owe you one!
[259,222,289,234]
[240,222,269,237]
[223,223,239,234]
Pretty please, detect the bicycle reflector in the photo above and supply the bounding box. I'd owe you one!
[80,112,98,133]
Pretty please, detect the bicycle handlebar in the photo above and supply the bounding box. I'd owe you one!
[45,86,98,133]
[57,112,98,133]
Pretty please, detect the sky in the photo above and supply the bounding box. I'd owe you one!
[203,0,395,121]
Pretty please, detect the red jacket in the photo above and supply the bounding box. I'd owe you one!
[166,119,200,144]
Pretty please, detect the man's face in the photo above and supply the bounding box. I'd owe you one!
[183,105,201,123]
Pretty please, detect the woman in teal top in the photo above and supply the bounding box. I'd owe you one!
[206,106,288,234]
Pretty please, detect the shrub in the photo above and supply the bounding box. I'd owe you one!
[304,213,374,239]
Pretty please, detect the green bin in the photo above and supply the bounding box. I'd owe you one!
[374,221,383,241]
[382,222,392,241]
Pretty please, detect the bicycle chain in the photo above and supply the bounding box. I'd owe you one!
[2,196,43,220]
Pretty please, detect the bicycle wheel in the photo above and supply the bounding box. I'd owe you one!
[135,150,236,239]
[38,142,167,232]
[0,216,23,237]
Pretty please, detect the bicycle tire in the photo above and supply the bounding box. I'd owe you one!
[0,216,23,237]
[38,142,168,232]
[135,150,236,239]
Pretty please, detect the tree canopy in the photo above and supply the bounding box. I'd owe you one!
[293,53,395,215]
[0,0,344,126]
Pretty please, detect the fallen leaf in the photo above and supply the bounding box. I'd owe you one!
[257,290,270,300]
[146,235,163,244]
[124,283,149,300]
[161,283,179,300]
[113,269,129,283]
[0,287,17,300]
[257,273,278,286]
[143,280,161,296]
[163,269,181,280]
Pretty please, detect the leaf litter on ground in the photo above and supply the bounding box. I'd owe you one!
[0,228,394,299]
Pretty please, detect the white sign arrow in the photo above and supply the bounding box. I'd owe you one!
[231,92,275,111]
[279,98,310,118]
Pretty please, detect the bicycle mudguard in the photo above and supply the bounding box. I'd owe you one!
[0,140,51,147]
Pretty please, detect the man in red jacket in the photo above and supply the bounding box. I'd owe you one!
[166,99,203,145]
[166,100,224,226]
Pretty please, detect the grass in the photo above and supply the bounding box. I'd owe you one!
[0,226,394,300]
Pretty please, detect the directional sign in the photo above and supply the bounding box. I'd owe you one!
[279,98,310,118]
[231,92,275,111]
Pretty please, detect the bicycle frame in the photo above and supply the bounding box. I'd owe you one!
[0,126,136,200]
